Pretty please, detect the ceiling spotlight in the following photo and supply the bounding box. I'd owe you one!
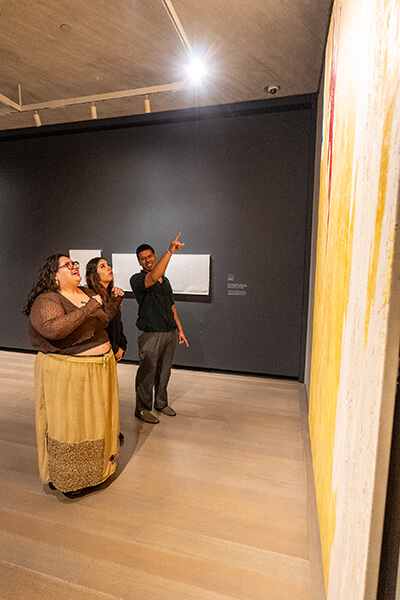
[264,85,281,95]
[33,110,41,127]
[90,103,97,119]
[186,56,207,84]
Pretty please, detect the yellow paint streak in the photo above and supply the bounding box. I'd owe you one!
[364,93,397,349]
[384,222,396,304]
[309,82,357,591]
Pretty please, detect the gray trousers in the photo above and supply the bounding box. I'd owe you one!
[135,330,177,413]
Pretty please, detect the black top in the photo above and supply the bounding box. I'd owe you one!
[130,270,177,332]
[106,310,127,355]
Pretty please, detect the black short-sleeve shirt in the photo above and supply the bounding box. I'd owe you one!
[130,270,177,332]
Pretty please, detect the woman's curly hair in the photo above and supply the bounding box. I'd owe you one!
[23,253,66,316]
[85,257,113,305]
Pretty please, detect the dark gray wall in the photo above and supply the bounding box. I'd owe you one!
[0,97,316,378]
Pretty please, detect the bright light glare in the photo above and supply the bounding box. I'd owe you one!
[186,57,207,84]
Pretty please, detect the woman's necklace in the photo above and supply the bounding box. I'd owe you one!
[59,289,90,307]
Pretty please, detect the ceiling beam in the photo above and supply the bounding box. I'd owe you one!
[0,81,192,113]
[0,93,21,112]
[161,0,192,54]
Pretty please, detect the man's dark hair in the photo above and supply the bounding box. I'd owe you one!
[136,244,155,258]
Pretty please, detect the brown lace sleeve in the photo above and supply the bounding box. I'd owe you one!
[103,294,123,321]
[30,294,107,340]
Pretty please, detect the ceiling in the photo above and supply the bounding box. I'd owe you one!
[0,0,333,131]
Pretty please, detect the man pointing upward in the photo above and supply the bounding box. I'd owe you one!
[130,233,189,424]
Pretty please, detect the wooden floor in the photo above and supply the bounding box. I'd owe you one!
[0,350,325,600]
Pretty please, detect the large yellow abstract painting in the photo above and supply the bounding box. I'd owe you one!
[309,0,400,597]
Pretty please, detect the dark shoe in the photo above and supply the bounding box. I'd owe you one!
[63,489,83,498]
[155,406,176,417]
[118,432,124,443]
[135,409,159,424]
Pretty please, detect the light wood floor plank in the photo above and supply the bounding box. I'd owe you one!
[0,561,122,600]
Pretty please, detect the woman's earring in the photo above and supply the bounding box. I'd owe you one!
[55,279,59,288]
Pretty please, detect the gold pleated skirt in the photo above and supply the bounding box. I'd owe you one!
[34,349,119,492]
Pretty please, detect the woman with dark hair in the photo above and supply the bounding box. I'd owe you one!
[85,257,127,363]
[24,254,123,497]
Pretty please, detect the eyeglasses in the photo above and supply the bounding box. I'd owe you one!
[58,260,80,271]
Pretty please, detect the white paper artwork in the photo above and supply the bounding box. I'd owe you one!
[109,253,210,295]
[69,249,102,286]
[111,253,137,291]
[166,254,210,295]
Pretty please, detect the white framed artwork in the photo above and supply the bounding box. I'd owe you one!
[166,254,210,295]
[69,249,102,285]
[111,253,137,291]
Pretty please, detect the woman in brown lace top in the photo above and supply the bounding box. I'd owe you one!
[24,254,124,497]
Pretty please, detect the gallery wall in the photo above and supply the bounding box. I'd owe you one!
[0,96,316,378]
[308,0,400,597]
